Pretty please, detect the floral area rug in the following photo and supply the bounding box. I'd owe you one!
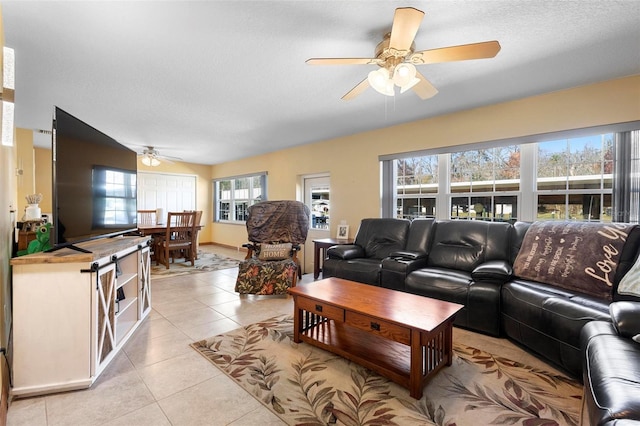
[151,251,240,279]
[191,315,582,426]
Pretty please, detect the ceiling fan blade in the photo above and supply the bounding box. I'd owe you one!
[412,71,438,100]
[341,78,370,101]
[389,7,425,53]
[306,58,380,65]
[410,40,501,64]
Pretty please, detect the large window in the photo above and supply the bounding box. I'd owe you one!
[450,146,520,193]
[536,134,613,221]
[449,146,520,221]
[383,125,639,223]
[214,173,267,222]
[396,156,438,219]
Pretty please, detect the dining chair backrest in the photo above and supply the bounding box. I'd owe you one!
[156,211,197,269]
[137,209,157,225]
[184,210,203,226]
[183,210,203,259]
[165,211,196,242]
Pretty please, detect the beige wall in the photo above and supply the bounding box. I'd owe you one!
[15,128,35,217]
[210,75,640,250]
[14,134,52,215]
[34,147,52,213]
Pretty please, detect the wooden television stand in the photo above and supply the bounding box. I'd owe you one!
[10,236,152,397]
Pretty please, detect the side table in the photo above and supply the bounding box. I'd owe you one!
[313,237,354,279]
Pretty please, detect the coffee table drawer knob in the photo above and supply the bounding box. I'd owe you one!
[370,322,380,331]
[297,297,345,321]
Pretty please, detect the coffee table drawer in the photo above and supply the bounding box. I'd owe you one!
[345,311,411,345]
[297,297,344,321]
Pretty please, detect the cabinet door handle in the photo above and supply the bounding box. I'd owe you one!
[370,322,380,331]
[315,304,323,312]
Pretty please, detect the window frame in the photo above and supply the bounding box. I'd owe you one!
[213,172,267,223]
[380,121,640,223]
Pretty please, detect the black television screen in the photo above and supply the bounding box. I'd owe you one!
[52,107,137,249]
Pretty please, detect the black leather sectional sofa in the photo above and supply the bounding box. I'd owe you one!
[322,218,640,425]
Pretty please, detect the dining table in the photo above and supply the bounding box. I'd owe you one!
[137,223,203,262]
[137,223,203,237]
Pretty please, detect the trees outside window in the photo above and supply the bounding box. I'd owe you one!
[386,129,638,223]
[537,134,613,221]
[396,155,438,219]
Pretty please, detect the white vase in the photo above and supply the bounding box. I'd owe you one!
[25,204,41,221]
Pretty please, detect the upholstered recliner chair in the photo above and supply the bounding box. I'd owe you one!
[322,218,411,286]
[235,200,310,295]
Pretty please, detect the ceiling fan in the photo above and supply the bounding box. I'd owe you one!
[138,146,182,167]
[306,7,501,100]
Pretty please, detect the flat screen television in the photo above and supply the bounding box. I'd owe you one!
[51,107,138,251]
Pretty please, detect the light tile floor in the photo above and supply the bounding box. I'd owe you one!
[7,245,568,426]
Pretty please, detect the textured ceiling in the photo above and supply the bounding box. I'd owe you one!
[3,1,640,165]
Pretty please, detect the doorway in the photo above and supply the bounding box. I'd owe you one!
[303,175,330,275]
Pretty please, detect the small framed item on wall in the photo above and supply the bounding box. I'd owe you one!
[336,224,349,239]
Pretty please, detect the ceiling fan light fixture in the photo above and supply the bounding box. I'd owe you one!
[141,155,160,167]
[367,68,394,96]
[393,62,417,87]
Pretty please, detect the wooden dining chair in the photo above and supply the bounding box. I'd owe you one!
[184,210,203,259]
[155,211,197,269]
[137,209,157,225]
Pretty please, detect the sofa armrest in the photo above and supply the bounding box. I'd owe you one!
[471,260,513,283]
[326,244,364,260]
[610,301,640,339]
[388,250,427,261]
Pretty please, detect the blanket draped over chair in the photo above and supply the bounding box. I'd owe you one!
[235,200,310,295]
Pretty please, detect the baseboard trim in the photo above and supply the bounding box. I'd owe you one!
[200,242,248,252]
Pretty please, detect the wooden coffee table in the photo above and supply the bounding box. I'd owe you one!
[288,278,463,399]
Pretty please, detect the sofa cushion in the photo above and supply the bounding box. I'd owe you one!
[326,244,364,260]
[513,221,637,301]
[406,268,471,304]
[364,236,405,260]
[427,220,511,272]
[471,260,512,282]
[321,258,381,286]
[502,280,610,347]
[429,242,483,271]
[353,218,410,259]
[404,218,435,254]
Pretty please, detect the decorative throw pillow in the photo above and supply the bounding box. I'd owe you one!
[634,334,640,344]
[258,243,292,261]
[618,253,640,297]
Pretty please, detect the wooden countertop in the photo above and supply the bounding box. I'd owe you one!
[10,236,150,266]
